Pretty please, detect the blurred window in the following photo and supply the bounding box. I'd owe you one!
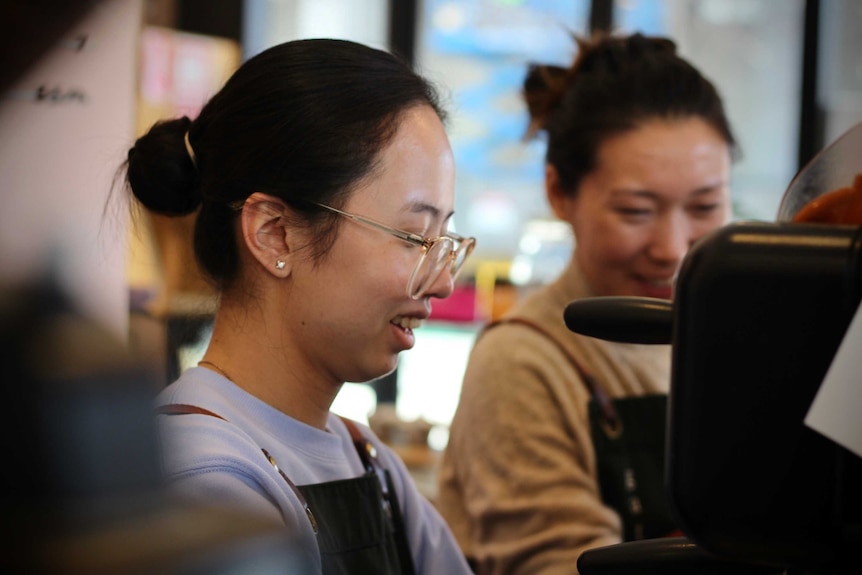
[416,0,591,261]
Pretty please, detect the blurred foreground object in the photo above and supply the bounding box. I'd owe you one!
[0,278,310,574]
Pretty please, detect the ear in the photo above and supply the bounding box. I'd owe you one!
[545,163,573,221]
[240,192,292,277]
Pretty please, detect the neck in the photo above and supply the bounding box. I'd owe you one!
[200,295,339,430]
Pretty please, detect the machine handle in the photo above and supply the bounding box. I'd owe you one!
[563,296,673,344]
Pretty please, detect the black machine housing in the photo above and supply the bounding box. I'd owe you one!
[667,220,862,572]
[565,219,862,574]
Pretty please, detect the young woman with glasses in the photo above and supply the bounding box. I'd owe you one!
[123,38,474,575]
[436,32,737,574]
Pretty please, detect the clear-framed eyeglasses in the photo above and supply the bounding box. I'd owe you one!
[313,202,476,300]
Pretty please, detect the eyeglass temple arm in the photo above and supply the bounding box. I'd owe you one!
[312,201,426,245]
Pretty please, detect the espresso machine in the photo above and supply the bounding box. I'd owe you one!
[565,123,862,574]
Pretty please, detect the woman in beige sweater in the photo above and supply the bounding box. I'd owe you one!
[437,32,737,574]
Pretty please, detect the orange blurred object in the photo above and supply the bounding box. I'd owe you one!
[793,173,862,224]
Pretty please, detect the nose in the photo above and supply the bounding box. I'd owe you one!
[421,260,456,300]
[648,212,692,266]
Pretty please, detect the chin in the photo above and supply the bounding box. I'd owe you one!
[353,358,398,384]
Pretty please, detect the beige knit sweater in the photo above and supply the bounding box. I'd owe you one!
[437,257,671,575]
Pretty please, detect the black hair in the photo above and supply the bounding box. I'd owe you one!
[124,38,446,289]
[523,32,737,194]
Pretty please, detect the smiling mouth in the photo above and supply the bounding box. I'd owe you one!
[391,315,424,331]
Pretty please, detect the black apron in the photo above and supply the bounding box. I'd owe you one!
[485,318,678,542]
[157,404,416,575]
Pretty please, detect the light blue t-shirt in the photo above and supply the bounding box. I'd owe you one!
[155,367,471,575]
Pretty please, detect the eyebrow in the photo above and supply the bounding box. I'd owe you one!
[405,200,455,221]
[611,184,727,200]
[689,184,727,197]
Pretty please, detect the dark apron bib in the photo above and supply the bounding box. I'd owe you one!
[156,404,416,575]
[298,471,411,575]
[587,393,675,541]
[485,318,678,542]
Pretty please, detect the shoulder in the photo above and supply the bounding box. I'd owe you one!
[468,314,583,384]
[456,320,587,434]
[455,297,600,433]
[155,369,262,459]
[155,397,270,483]
[154,369,311,493]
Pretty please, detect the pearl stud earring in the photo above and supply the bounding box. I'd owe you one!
[275,260,285,270]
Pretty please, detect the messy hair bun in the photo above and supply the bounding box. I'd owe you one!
[523,33,680,136]
[523,63,570,138]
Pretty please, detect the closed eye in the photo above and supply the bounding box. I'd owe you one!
[689,203,722,216]
[616,207,653,219]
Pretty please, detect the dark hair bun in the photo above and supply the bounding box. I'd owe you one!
[523,64,569,135]
[578,33,677,74]
[522,33,681,138]
[126,116,201,216]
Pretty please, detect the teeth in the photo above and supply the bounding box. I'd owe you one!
[392,316,424,330]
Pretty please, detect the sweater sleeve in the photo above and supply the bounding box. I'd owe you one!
[437,323,622,575]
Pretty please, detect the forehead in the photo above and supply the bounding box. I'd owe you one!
[598,117,729,170]
[595,117,730,185]
[346,105,455,219]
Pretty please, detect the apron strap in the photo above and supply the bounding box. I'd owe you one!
[155,403,319,533]
[156,403,226,420]
[339,416,392,508]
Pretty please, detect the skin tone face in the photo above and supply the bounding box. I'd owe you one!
[548,117,732,300]
[287,104,457,386]
[208,104,456,429]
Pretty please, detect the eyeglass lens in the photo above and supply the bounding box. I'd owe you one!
[409,238,472,299]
